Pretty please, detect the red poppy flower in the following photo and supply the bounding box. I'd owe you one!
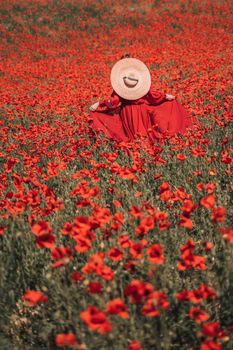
[35,234,55,249]
[179,215,193,229]
[55,333,75,347]
[74,237,92,253]
[134,191,143,197]
[211,207,226,222]
[22,290,48,306]
[113,200,121,208]
[72,216,92,235]
[61,222,73,236]
[200,195,216,209]
[106,298,129,319]
[147,244,165,264]
[113,212,124,224]
[118,235,132,248]
[98,265,115,281]
[142,300,160,317]
[129,242,144,259]
[202,241,214,251]
[124,280,153,304]
[51,246,73,268]
[108,247,124,261]
[159,182,170,192]
[130,206,142,218]
[181,200,197,215]
[80,306,112,334]
[178,248,206,271]
[154,211,168,221]
[201,322,225,338]
[160,190,173,202]
[219,227,233,243]
[88,281,103,294]
[70,271,84,282]
[200,340,222,350]
[176,289,190,302]
[176,153,187,160]
[0,226,6,235]
[180,239,196,252]
[188,306,209,323]
[206,183,217,193]
[158,220,171,231]
[31,221,52,236]
[128,340,142,350]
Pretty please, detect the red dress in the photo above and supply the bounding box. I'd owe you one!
[89,89,194,143]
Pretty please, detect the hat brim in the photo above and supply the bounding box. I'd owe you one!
[110,58,151,100]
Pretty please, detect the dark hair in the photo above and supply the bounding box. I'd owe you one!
[120,53,131,59]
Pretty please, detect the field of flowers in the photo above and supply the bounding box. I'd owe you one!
[0,0,232,349]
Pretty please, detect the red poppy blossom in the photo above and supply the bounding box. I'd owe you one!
[113,200,122,208]
[105,298,129,319]
[35,234,55,249]
[88,281,103,294]
[22,290,48,306]
[142,290,169,316]
[124,280,154,304]
[181,200,197,215]
[74,236,92,253]
[178,249,206,271]
[202,241,214,251]
[201,322,226,339]
[188,306,209,323]
[179,215,193,229]
[176,153,187,160]
[160,190,173,202]
[118,235,132,248]
[211,207,226,222]
[108,247,124,261]
[70,271,84,282]
[200,340,222,350]
[134,191,143,197]
[0,226,6,235]
[147,244,165,264]
[219,227,233,243]
[80,306,112,334]
[31,221,52,236]
[113,212,124,224]
[142,300,160,317]
[159,182,170,192]
[129,242,144,259]
[72,216,92,234]
[98,265,115,281]
[55,333,75,347]
[124,259,137,271]
[180,239,196,252]
[130,206,142,218]
[128,340,142,350]
[200,194,216,209]
[51,246,73,268]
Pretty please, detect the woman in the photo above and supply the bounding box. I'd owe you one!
[89,55,194,143]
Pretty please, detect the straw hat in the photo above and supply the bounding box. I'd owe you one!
[110,58,151,100]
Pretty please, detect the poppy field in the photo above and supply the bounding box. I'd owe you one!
[0,0,233,349]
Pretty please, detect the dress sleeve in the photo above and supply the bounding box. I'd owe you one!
[147,89,167,105]
[99,90,121,109]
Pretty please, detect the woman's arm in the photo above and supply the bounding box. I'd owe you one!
[90,91,121,111]
[99,90,121,108]
[147,90,175,105]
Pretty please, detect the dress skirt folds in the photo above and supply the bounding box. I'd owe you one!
[89,89,194,143]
